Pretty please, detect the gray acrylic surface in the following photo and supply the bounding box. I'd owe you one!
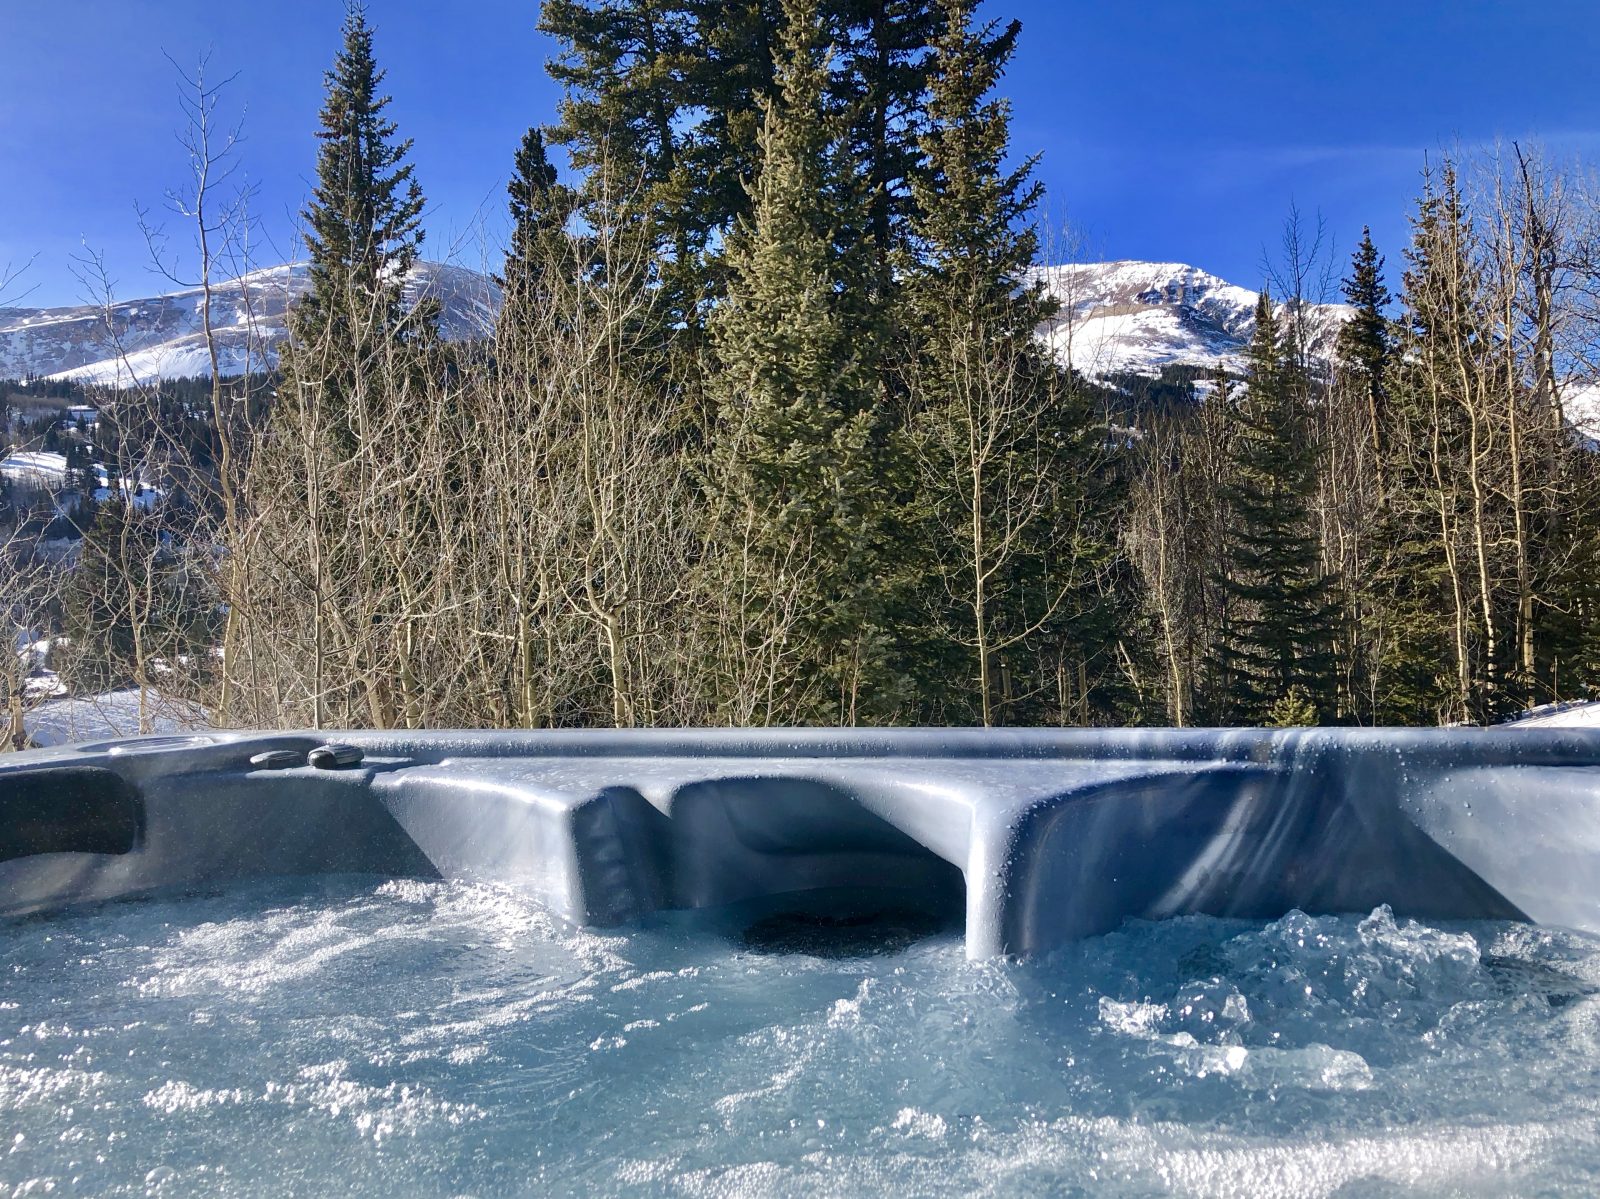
[3,727,1598,957]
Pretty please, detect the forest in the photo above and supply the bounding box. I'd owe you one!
[3,0,1598,736]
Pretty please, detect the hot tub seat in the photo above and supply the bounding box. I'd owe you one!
[0,766,143,864]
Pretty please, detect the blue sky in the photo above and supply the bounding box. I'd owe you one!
[4,1,1599,308]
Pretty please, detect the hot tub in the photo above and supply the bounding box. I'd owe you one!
[3,728,1600,1195]
[3,727,1599,954]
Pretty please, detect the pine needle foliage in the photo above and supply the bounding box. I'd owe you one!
[293,4,427,357]
[1208,292,1340,723]
[701,0,893,723]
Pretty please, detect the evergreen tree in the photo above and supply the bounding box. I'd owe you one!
[832,0,943,326]
[702,0,890,722]
[540,0,710,335]
[1374,164,1495,722]
[257,4,441,730]
[289,2,429,423]
[1207,291,1339,722]
[501,127,569,289]
[1325,226,1394,721]
[905,1,1044,343]
[1337,227,1392,491]
[540,0,942,350]
[901,0,1123,725]
[496,125,575,356]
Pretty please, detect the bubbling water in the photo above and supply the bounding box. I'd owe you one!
[3,878,1600,1197]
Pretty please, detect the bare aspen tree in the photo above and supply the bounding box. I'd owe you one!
[487,177,701,728]
[1127,406,1192,726]
[907,317,1101,726]
[139,54,262,724]
[51,244,218,735]
[0,523,62,751]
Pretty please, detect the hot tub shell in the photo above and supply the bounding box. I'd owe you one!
[2,727,1598,957]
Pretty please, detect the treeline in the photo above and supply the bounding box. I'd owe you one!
[32,0,1600,731]
[1132,159,1600,729]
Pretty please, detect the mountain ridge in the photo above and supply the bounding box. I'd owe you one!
[1,258,1331,387]
[4,257,1593,444]
[0,262,500,386]
[1031,260,1353,381]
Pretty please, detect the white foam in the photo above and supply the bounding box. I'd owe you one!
[4,883,1599,1195]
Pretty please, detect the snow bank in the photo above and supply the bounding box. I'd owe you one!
[21,688,210,748]
[1505,700,1600,728]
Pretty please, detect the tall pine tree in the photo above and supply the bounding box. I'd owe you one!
[496,126,574,351]
[539,0,942,362]
[901,0,1122,725]
[1207,291,1340,724]
[1337,226,1392,495]
[501,127,569,288]
[292,4,427,369]
[263,4,439,729]
[702,0,891,723]
[540,0,711,337]
[833,0,943,332]
[1374,163,1496,723]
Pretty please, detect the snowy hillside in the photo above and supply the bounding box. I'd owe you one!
[1506,700,1600,728]
[1561,382,1600,446]
[1033,261,1600,445]
[0,450,161,510]
[4,254,1597,450]
[1032,260,1353,380]
[0,261,500,386]
[21,688,209,748]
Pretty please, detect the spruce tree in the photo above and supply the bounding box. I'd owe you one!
[1207,291,1340,723]
[540,0,943,351]
[1374,164,1492,723]
[262,4,438,730]
[540,0,709,334]
[496,126,575,352]
[501,128,569,288]
[290,2,428,419]
[905,1,1044,344]
[901,0,1122,725]
[833,0,942,315]
[703,0,889,722]
[1337,227,1393,493]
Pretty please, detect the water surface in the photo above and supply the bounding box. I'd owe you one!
[4,878,1599,1197]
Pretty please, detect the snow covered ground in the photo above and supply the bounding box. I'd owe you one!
[1505,700,1600,728]
[0,450,77,489]
[0,451,164,511]
[20,688,210,748]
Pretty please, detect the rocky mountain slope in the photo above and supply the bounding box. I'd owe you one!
[4,257,1596,445]
[1031,260,1352,380]
[4,258,1330,386]
[0,262,499,386]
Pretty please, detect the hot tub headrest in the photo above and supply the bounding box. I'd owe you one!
[0,766,144,864]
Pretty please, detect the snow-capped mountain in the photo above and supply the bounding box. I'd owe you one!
[3,257,1336,387]
[1032,260,1353,380]
[1029,261,1600,445]
[0,262,500,386]
[4,255,1595,448]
